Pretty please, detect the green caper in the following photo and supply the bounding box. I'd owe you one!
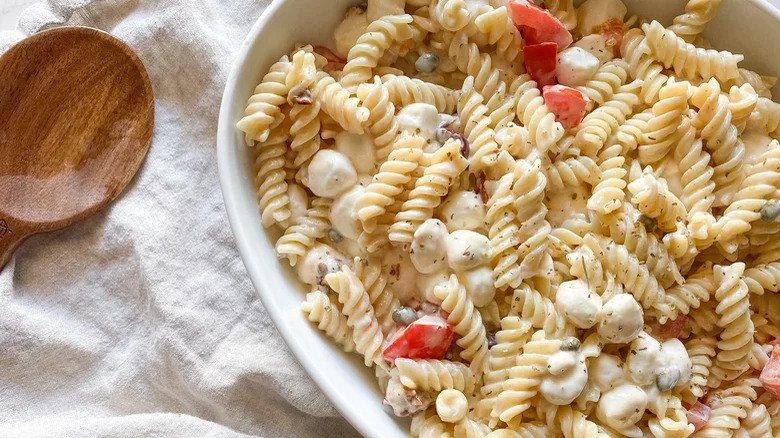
[655,367,681,392]
[560,337,581,351]
[760,200,780,222]
[328,229,344,243]
[392,307,419,326]
[415,52,440,73]
[638,214,658,232]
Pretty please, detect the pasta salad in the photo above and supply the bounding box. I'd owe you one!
[237,0,780,436]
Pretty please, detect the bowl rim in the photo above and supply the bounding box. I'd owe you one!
[217,1,382,437]
[217,1,780,437]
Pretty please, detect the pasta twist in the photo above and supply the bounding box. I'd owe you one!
[511,75,566,155]
[710,140,780,243]
[313,72,370,134]
[357,77,400,161]
[673,118,716,241]
[543,0,577,31]
[730,68,777,99]
[638,78,690,165]
[752,97,780,138]
[642,21,743,82]
[341,15,415,92]
[434,274,489,376]
[478,316,532,422]
[301,290,356,352]
[325,265,385,367]
[576,59,630,112]
[358,135,424,233]
[685,336,717,401]
[712,262,754,378]
[237,57,291,143]
[690,78,745,206]
[544,156,602,191]
[648,394,694,438]
[380,74,459,113]
[275,197,331,266]
[667,0,722,43]
[728,83,758,134]
[288,101,322,168]
[574,81,642,157]
[737,403,772,438]
[628,167,688,233]
[354,257,399,335]
[474,6,523,65]
[494,331,561,425]
[487,173,525,291]
[582,234,673,319]
[448,31,504,99]
[454,419,492,438]
[286,50,318,103]
[411,409,453,438]
[390,139,468,246]
[395,358,476,394]
[695,381,757,438]
[506,159,552,287]
[458,77,501,172]
[621,28,669,104]
[432,0,470,32]
[556,405,609,438]
[509,283,572,338]
[666,262,713,317]
[253,119,291,228]
[744,262,780,295]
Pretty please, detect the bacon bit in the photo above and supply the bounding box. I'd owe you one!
[313,46,346,64]
[292,89,313,105]
[760,345,780,400]
[658,315,688,339]
[476,171,488,205]
[441,123,470,157]
[686,401,711,433]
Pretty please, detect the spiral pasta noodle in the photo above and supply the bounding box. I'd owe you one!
[684,336,717,401]
[301,290,356,352]
[253,120,292,228]
[275,197,331,266]
[313,72,369,134]
[711,262,754,379]
[576,59,630,112]
[380,74,459,113]
[574,81,642,157]
[395,358,476,394]
[638,78,691,165]
[237,56,291,143]
[695,380,757,438]
[458,77,501,172]
[667,0,722,43]
[628,168,688,233]
[354,257,399,335]
[511,75,566,155]
[621,28,669,104]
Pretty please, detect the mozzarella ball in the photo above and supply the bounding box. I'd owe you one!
[329,185,364,240]
[590,354,626,392]
[659,339,693,388]
[397,103,441,140]
[446,230,490,270]
[417,270,450,304]
[459,266,496,307]
[334,7,368,58]
[577,0,627,35]
[435,389,468,423]
[573,34,614,64]
[367,0,405,22]
[410,219,450,274]
[556,47,600,87]
[540,351,588,405]
[296,244,349,286]
[626,332,662,386]
[596,384,647,434]
[440,191,487,232]
[307,149,358,197]
[335,132,376,174]
[555,279,602,329]
[598,294,644,344]
[287,183,309,224]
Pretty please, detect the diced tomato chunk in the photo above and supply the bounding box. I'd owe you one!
[595,18,624,57]
[542,85,588,129]
[524,42,558,87]
[760,345,780,400]
[509,0,573,49]
[382,315,454,361]
[659,315,688,339]
[686,402,711,433]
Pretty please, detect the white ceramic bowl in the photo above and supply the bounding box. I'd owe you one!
[217,1,780,437]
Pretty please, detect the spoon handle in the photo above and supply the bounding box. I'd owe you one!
[0,217,27,270]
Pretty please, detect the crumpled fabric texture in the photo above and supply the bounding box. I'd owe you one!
[0,1,359,437]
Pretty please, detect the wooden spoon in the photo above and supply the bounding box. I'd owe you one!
[0,27,154,270]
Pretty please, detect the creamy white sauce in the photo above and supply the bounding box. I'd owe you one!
[590,353,626,392]
[439,191,488,232]
[330,185,365,240]
[626,332,692,389]
[573,34,614,64]
[458,266,495,307]
[742,127,773,166]
[596,384,647,438]
[296,243,350,287]
[546,185,589,228]
[658,160,683,199]
[540,350,589,405]
[335,132,378,175]
[556,279,602,329]
[410,219,450,274]
[366,0,405,22]
[416,270,450,304]
[287,183,309,224]
[576,0,627,35]
[396,103,456,152]
[383,246,420,304]
[334,7,369,58]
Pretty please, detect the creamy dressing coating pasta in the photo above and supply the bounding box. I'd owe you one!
[237,0,780,436]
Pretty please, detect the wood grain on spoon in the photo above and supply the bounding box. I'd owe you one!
[0,26,154,269]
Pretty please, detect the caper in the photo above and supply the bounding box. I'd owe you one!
[560,337,581,351]
[638,214,658,232]
[655,367,681,392]
[760,200,780,222]
[392,307,419,326]
[415,52,440,73]
[328,229,344,243]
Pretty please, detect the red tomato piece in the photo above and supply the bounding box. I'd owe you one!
[382,315,454,361]
[686,402,711,433]
[509,0,573,49]
[658,315,688,339]
[760,345,780,400]
[524,42,558,87]
[542,85,589,129]
[595,18,624,57]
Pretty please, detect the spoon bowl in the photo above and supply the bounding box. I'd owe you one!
[0,26,154,269]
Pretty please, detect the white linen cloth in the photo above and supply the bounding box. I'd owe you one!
[0,1,360,437]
